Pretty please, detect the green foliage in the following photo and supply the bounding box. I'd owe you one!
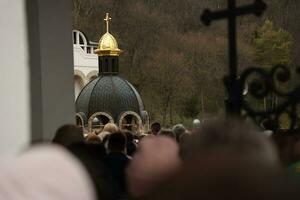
[253,20,293,68]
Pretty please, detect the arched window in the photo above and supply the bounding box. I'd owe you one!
[72,30,88,53]
[88,112,114,133]
[76,113,86,134]
[87,70,98,82]
[119,112,142,133]
[74,75,84,100]
[76,115,83,127]
[90,75,97,81]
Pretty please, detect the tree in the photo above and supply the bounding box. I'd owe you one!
[252,19,293,113]
[253,19,293,68]
[144,46,188,126]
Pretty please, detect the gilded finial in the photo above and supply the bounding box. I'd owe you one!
[104,13,111,33]
[94,12,122,56]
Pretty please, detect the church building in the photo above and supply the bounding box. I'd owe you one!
[73,13,149,135]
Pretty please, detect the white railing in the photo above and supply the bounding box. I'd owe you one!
[73,30,97,55]
[75,44,97,55]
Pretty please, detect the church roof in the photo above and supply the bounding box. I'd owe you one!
[75,75,144,122]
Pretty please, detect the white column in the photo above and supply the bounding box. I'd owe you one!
[0,0,30,155]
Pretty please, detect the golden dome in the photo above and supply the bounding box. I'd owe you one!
[94,13,122,57]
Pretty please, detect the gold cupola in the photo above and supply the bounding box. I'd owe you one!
[94,13,122,57]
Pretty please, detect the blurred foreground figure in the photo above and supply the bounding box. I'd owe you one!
[68,143,118,199]
[52,124,84,147]
[180,118,279,166]
[127,136,181,197]
[141,153,300,200]
[0,145,96,200]
[139,119,300,200]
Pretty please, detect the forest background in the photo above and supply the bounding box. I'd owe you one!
[73,0,300,127]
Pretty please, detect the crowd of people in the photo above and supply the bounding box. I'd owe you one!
[1,118,300,199]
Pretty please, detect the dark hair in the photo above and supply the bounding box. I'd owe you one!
[123,130,134,142]
[52,124,84,147]
[123,130,137,156]
[108,132,127,152]
[151,122,161,135]
[69,143,107,160]
[158,129,176,139]
[68,143,118,200]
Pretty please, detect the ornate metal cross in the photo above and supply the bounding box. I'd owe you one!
[201,0,267,115]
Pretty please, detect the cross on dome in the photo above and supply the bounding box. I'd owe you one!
[104,13,112,33]
[94,13,122,57]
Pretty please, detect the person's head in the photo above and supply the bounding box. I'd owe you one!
[151,122,161,135]
[181,118,279,167]
[126,136,182,197]
[68,143,118,199]
[141,152,297,200]
[102,123,118,134]
[85,133,102,144]
[108,131,127,153]
[52,124,84,147]
[69,143,107,161]
[158,129,176,139]
[192,119,201,129]
[0,145,98,200]
[172,124,186,142]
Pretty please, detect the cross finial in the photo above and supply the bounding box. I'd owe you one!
[104,13,112,33]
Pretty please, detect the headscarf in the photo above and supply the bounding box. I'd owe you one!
[0,145,96,200]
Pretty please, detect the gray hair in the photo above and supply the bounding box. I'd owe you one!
[172,124,186,142]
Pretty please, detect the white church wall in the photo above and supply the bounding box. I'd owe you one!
[73,46,98,68]
[0,0,30,156]
[73,29,98,90]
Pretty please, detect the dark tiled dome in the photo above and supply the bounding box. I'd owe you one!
[76,75,144,123]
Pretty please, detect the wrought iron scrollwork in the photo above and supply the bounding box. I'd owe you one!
[239,65,300,132]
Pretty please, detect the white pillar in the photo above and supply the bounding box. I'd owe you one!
[0,0,30,155]
[0,0,75,155]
